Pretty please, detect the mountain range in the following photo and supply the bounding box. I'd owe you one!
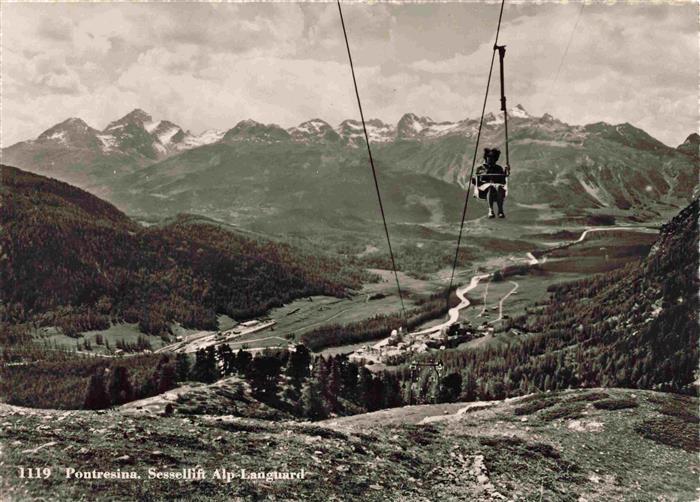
[3,106,697,238]
[4,104,534,156]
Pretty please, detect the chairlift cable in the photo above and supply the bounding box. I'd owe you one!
[337,0,407,321]
[546,2,585,106]
[445,0,507,310]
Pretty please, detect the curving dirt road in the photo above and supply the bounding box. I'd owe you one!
[411,272,492,336]
[404,225,650,339]
[496,281,519,321]
[574,226,656,243]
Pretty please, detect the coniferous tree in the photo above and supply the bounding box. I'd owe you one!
[416,371,432,405]
[325,358,342,409]
[218,345,235,375]
[84,368,110,410]
[233,350,253,376]
[439,373,462,403]
[381,373,403,408]
[340,357,359,399]
[249,356,283,400]
[175,353,190,382]
[461,370,477,401]
[367,374,385,411]
[108,366,133,405]
[301,375,328,420]
[286,344,311,385]
[358,367,374,410]
[192,347,219,383]
[158,364,177,394]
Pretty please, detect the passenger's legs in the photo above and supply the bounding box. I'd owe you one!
[496,187,505,216]
[486,187,497,217]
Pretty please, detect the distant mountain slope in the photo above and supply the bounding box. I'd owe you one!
[108,141,467,237]
[0,165,362,336]
[373,115,696,220]
[677,133,699,158]
[289,119,342,144]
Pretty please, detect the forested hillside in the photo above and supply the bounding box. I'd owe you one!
[403,199,699,400]
[0,165,363,339]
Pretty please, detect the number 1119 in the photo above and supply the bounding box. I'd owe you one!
[18,467,52,478]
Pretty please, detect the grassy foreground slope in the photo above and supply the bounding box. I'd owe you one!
[1,388,697,500]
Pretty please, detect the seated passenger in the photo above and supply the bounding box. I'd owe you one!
[472,147,509,218]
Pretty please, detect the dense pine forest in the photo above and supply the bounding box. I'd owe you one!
[0,345,178,409]
[0,342,397,417]
[0,165,365,339]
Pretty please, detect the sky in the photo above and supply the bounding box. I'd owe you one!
[1,1,697,147]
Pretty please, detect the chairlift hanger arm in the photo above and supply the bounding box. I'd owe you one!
[495,44,510,172]
[495,45,507,112]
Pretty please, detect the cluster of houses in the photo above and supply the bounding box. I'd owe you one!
[160,319,277,354]
[349,322,480,365]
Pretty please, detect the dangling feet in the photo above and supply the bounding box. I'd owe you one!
[498,212,506,219]
[488,210,495,219]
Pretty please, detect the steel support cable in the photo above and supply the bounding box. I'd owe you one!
[445,0,506,310]
[546,1,585,106]
[337,0,407,320]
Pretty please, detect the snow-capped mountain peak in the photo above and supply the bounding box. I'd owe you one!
[36,118,100,148]
[38,118,90,138]
[336,118,395,145]
[91,109,225,153]
[95,110,199,157]
[395,113,479,140]
[178,129,225,150]
[288,119,340,144]
[290,119,332,136]
[484,112,504,126]
[483,105,530,127]
[397,113,436,138]
[153,120,185,147]
[297,119,331,132]
[105,108,153,131]
[510,104,530,119]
